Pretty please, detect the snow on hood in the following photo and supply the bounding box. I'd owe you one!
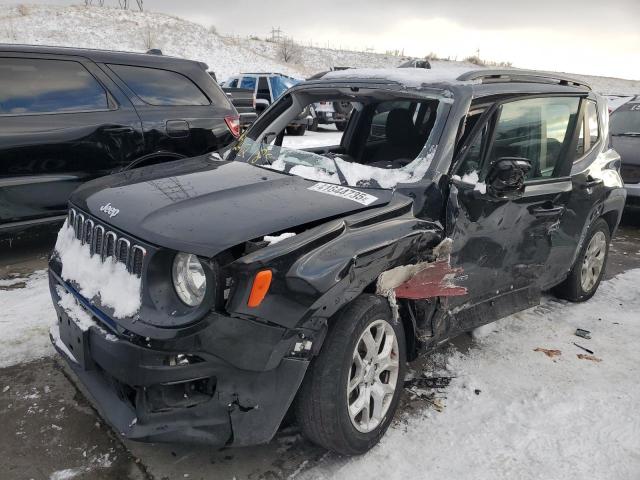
[263,232,297,245]
[54,222,141,319]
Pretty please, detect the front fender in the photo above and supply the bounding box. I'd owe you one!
[226,196,443,331]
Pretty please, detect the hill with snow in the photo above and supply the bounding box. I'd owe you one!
[0,4,638,94]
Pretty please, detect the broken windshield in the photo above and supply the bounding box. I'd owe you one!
[229,95,446,189]
[231,138,437,189]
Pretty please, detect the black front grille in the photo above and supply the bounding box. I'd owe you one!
[621,164,640,184]
[67,208,146,277]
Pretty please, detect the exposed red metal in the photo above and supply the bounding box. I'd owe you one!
[394,260,467,299]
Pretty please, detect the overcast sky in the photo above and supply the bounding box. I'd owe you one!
[4,0,640,79]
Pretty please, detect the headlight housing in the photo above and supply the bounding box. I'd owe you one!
[172,253,207,307]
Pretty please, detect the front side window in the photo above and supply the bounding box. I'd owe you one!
[486,97,580,180]
[109,64,209,106]
[0,58,108,115]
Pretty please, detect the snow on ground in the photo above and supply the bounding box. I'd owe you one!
[282,126,344,149]
[0,4,638,92]
[302,268,640,480]
[2,263,639,480]
[0,270,55,368]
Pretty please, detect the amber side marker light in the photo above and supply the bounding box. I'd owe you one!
[248,270,273,307]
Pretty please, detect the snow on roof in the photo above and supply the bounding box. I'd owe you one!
[322,66,481,88]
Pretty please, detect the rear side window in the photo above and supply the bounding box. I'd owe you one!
[586,100,599,145]
[0,57,108,115]
[240,76,256,90]
[227,78,238,88]
[109,64,209,106]
[575,100,600,160]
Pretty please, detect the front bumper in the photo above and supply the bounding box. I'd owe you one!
[49,273,309,447]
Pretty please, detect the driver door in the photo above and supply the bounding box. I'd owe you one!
[444,95,582,332]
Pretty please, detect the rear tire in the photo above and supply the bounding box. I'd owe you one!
[553,218,610,302]
[295,294,406,455]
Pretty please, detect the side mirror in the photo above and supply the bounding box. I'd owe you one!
[486,157,532,197]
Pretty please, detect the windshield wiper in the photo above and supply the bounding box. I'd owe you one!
[612,132,640,137]
[325,153,348,185]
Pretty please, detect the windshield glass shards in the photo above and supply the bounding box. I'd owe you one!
[230,93,446,190]
[232,138,437,189]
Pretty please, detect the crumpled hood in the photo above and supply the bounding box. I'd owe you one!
[70,156,393,257]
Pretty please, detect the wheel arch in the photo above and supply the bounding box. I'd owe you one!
[601,209,621,237]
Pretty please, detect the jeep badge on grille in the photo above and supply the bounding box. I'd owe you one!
[99,203,120,218]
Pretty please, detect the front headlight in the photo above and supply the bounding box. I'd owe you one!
[172,253,207,307]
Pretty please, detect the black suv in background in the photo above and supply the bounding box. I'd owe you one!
[0,45,239,234]
[610,96,640,209]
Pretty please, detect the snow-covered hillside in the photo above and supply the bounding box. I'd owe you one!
[1,4,638,94]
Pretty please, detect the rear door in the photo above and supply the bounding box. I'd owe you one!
[104,63,237,159]
[445,95,583,330]
[0,54,143,227]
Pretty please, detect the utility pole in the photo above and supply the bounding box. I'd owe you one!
[270,26,282,42]
[85,0,142,10]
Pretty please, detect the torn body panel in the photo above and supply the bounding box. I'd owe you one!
[393,260,467,299]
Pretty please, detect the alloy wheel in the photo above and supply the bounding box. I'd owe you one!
[580,231,607,292]
[347,319,400,433]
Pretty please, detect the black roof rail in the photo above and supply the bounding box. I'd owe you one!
[457,69,591,90]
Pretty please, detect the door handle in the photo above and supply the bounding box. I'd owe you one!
[102,126,134,134]
[581,177,603,189]
[531,205,566,217]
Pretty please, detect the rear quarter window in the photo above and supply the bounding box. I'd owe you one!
[109,64,210,106]
[0,57,109,115]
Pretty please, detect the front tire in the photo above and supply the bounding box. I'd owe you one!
[295,294,406,455]
[553,218,610,302]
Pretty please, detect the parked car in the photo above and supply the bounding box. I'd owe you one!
[610,96,640,209]
[49,68,624,456]
[222,87,258,130]
[604,94,635,113]
[307,68,353,131]
[224,73,312,135]
[311,99,352,131]
[397,58,432,69]
[0,44,239,235]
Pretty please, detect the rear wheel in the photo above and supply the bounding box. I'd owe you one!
[553,218,610,302]
[295,294,406,455]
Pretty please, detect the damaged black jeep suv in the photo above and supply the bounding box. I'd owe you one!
[48,68,625,455]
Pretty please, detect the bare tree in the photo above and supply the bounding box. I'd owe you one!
[278,37,301,64]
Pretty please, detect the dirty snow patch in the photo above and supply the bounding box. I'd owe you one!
[54,222,141,319]
[0,270,55,367]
